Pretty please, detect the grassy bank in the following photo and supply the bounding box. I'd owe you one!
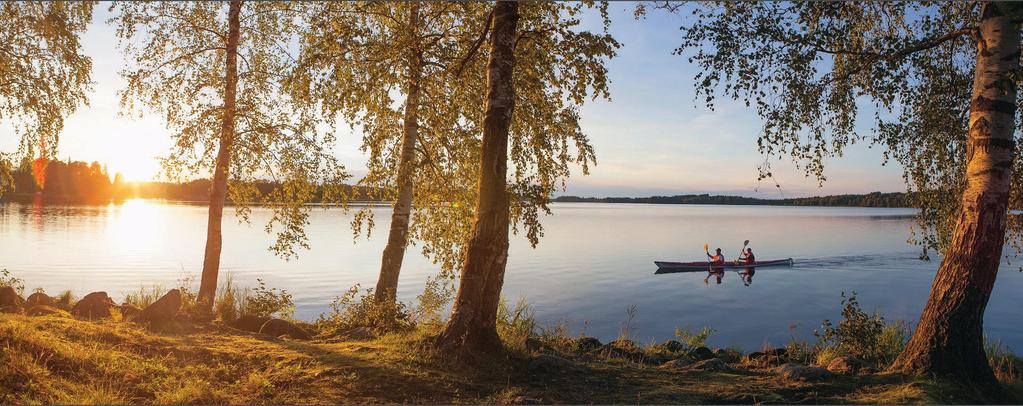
[1,270,1020,404]
[2,311,1019,404]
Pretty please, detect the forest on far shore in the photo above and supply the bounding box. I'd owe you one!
[553,192,909,208]
[3,158,907,208]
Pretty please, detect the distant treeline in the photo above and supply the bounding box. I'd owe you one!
[1,158,379,203]
[552,192,910,208]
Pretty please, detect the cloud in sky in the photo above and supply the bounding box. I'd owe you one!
[1,4,906,196]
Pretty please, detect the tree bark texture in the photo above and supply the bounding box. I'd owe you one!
[436,1,518,352]
[890,2,1019,395]
[375,2,423,303]
[197,0,242,315]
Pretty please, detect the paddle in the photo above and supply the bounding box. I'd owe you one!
[703,243,711,283]
[737,239,751,282]
[737,239,750,264]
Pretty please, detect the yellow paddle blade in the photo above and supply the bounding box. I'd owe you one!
[703,243,709,252]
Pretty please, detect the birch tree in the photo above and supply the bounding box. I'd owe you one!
[295,1,615,308]
[112,1,347,315]
[293,2,490,302]
[436,1,618,351]
[670,1,1022,393]
[0,1,94,194]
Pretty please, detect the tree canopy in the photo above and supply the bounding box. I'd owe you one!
[671,2,1018,258]
[111,1,348,258]
[294,2,619,276]
[0,1,95,196]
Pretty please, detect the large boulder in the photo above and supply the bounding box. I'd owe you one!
[138,289,182,324]
[687,358,730,372]
[826,355,868,374]
[259,318,312,340]
[0,286,23,309]
[71,292,116,319]
[777,363,832,381]
[26,292,55,307]
[232,315,271,333]
[26,305,70,317]
[527,354,573,373]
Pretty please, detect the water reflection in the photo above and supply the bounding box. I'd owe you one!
[4,201,1023,351]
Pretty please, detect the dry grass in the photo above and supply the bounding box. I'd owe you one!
[2,312,1001,404]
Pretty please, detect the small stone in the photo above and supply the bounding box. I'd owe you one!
[574,336,603,352]
[658,358,694,369]
[747,354,784,368]
[777,363,832,381]
[26,292,55,307]
[714,348,742,363]
[71,292,116,319]
[259,318,312,340]
[232,315,271,333]
[687,358,730,372]
[691,346,715,360]
[826,355,868,374]
[25,305,69,317]
[656,340,686,353]
[527,354,572,372]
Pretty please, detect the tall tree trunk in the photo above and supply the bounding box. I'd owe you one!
[197,0,242,315]
[375,2,423,303]
[435,1,518,352]
[890,2,1019,394]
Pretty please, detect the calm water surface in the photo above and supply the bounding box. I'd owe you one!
[4,200,1022,351]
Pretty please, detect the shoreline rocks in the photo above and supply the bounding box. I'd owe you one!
[0,286,23,313]
[71,292,117,319]
[259,318,312,340]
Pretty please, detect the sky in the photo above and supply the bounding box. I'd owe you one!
[1,3,906,199]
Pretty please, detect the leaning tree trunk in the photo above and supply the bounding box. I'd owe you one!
[375,2,423,303]
[890,2,1019,395]
[435,0,518,352]
[197,0,242,315]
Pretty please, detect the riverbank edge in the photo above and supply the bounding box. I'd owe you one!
[2,311,1018,404]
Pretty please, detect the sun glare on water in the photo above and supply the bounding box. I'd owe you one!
[108,199,165,251]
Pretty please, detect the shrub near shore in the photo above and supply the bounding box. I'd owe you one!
[0,272,1020,404]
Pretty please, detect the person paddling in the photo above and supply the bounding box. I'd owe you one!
[704,247,726,284]
[738,247,756,285]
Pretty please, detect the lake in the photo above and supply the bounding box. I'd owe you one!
[4,199,1022,351]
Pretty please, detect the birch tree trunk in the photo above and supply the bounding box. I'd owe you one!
[375,2,423,302]
[197,0,242,315]
[890,2,1019,394]
[436,1,518,352]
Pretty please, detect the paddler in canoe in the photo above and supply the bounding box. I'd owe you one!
[704,246,726,284]
[738,247,756,285]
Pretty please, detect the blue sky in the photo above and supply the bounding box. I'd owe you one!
[1,4,906,198]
